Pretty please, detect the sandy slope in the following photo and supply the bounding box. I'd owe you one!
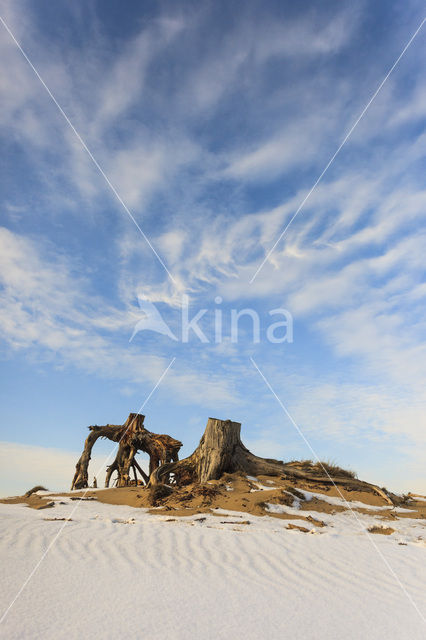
[0,491,425,639]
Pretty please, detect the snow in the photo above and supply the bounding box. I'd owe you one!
[249,482,276,492]
[262,501,426,543]
[0,500,425,639]
[297,488,413,512]
[246,475,279,492]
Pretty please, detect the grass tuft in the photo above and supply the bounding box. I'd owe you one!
[287,459,357,479]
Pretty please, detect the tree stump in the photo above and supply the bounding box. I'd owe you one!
[150,418,287,485]
[149,418,393,504]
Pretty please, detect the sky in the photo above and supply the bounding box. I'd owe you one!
[0,0,425,496]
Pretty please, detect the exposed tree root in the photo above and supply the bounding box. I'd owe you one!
[71,413,182,490]
[150,418,393,505]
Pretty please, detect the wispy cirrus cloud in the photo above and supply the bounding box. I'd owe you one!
[0,227,238,406]
[1,1,426,493]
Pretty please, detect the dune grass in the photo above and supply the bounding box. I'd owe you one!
[287,459,357,479]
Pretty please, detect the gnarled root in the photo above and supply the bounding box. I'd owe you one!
[149,418,394,505]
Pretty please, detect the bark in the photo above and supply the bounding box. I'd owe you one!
[150,418,295,484]
[105,459,118,488]
[130,431,181,475]
[72,413,182,490]
[104,432,182,487]
[150,418,393,504]
[132,458,150,485]
[71,424,128,490]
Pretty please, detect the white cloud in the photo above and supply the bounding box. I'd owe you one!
[105,134,199,210]
[0,440,153,498]
[1,2,426,495]
[0,441,109,497]
[253,8,359,61]
[224,118,328,180]
[181,7,358,112]
[0,227,239,406]
[92,17,185,133]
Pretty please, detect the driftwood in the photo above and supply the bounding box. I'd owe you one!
[24,485,48,497]
[71,413,182,490]
[71,420,134,490]
[150,418,393,504]
[104,428,182,488]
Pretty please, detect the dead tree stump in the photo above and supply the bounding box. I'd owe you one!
[150,418,393,504]
[150,418,285,485]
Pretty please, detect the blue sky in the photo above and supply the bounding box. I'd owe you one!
[1,0,426,496]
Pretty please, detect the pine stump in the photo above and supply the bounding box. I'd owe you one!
[149,418,393,504]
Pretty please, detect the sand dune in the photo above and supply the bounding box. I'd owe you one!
[0,482,425,639]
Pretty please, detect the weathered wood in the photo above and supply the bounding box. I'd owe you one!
[105,459,118,488]
[150,418,286,485]
[24,485,48,497]
[71,423,129,490]
[131,431,181,475]
[104,431,181,487]
[132,458,150,485]
[150,418,393,504]
[72,413,182,489]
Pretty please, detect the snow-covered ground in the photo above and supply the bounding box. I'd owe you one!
[0,499,425,639]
